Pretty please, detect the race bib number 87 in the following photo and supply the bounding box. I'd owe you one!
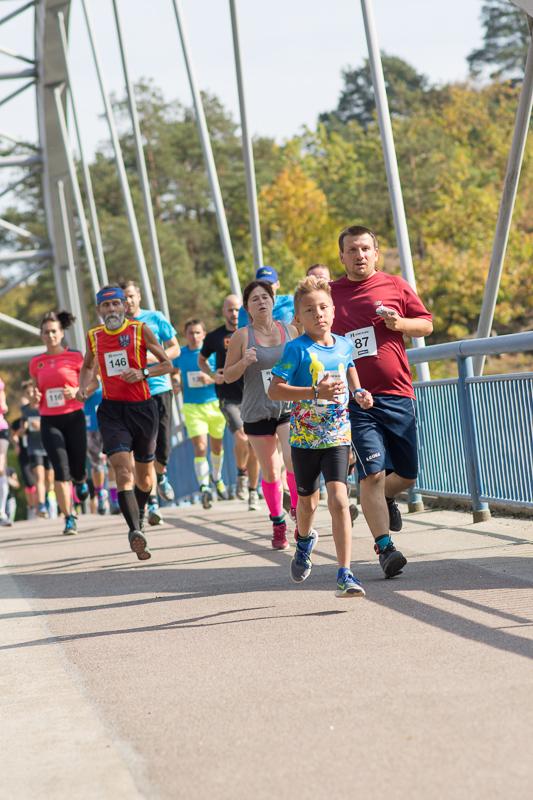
[346,326,377,359]
[104,350,129,376]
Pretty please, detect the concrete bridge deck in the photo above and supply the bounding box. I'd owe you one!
[1,499,532,799]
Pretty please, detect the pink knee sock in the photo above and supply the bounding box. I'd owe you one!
[261,479,283,518]
[286,471,299,510]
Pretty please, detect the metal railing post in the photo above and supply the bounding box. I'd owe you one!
[111,0,169,318]
[360,0,430,381]
[80,0,155,309]
[170,0,241,298]
[229,0,263,272]
[56,11,108,287]
[456,356,491,522]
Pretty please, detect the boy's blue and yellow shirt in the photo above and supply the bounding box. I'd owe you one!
[272,334,354,449]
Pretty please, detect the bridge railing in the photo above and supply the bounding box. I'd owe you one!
[409,331,533,520]
[167,332,533,516]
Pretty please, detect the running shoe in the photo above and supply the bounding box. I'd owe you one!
[272,520,289,550]
[248,489,259,511]
[74,481,89,502]
[336,571,366,598]
[386,497,403,531]
[63,514,77,535]
[290,529,319,583]
[214,480,228,500]
[236,474,248,500]
[97,489,108,516]
[0,514,13,527]
[148,503,163,526]
[376,542,407,579]
[109,500,121,515]
[349,503,359,525]
[157,473,175,502]
[128,529,151,561]
[201,485,213,510]
[37,502,48,518]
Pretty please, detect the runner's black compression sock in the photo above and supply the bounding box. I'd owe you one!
[134,485,151,512]
[118,489,140,531]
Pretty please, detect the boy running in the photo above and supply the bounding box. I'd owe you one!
[269,276,373,597]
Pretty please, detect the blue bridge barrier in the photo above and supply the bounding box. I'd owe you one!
[409,331,533,519]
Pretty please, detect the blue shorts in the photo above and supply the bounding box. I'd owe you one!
[349,395,418,481]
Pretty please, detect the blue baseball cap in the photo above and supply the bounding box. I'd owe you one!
[96,286,126,305]
[255,266,279,283]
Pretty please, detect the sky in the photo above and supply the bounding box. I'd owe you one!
[0,0,487,160]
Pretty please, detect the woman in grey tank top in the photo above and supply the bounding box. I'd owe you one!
[224,280,299,550]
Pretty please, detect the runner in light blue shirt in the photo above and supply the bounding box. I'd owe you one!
[122,280,180,524]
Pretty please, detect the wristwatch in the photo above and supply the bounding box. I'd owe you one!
[313,385,320,401]
[352,388,366,396]
[142,367,150,380]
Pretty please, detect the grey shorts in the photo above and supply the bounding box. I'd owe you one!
[87,430,105,470]
[219,400,243,434]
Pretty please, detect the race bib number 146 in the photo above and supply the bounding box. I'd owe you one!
[104,350,129,376]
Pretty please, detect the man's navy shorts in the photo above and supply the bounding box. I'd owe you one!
[349,395,418,481]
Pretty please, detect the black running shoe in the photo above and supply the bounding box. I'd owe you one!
[386,497,403,531]
[349,503,359,525]
[128,529,151,561]
[376,542,407,578]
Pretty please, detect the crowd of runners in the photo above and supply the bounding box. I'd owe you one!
[0,224,432,597]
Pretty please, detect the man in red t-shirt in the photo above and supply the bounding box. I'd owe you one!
[77,286,171,561]
[331,225,433,578]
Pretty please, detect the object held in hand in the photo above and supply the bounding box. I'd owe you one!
[375,303,395,317]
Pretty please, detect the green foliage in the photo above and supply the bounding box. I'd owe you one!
[467,0,531,79]
[320,54,432,129]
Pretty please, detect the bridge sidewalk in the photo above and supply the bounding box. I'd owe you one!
[1,500,532,799]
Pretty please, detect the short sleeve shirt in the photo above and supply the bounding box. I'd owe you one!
[200,325,242,403]
[330,272,432,399]
[272,334,354,449]
[173,347,217,405]
[29,349,84,416]
[135,309,177,395]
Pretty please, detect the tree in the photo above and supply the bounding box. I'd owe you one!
[467,0,531,79]
[258,165,340,286]
[320,54,432,129]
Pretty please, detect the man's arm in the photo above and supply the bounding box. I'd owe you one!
[382,312,433,337]
[147,335,180,364]
[198,353,225,385]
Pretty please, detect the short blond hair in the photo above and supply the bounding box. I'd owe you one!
[293,275,331,312]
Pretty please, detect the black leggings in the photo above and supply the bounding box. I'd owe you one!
[40,410,87,483]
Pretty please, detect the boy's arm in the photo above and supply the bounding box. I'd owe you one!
[347,366,373,409]
[268,375,346,402]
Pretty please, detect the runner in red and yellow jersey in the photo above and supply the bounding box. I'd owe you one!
[77,286,171,560]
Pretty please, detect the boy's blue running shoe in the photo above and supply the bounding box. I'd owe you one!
[290,529,318,583]
[336,571,366,598]
[63,514,78,536]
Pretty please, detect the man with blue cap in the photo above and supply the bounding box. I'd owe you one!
[237,266,294,328]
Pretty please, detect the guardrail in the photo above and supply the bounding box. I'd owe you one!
[408,331,533,520]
